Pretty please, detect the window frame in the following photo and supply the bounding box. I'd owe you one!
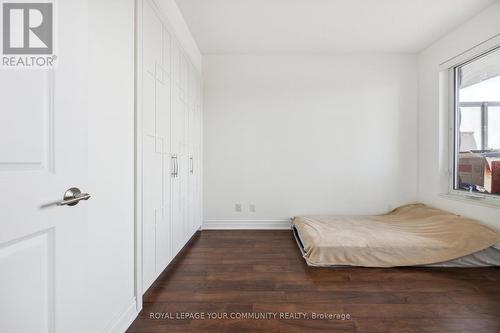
[446,44,500,204]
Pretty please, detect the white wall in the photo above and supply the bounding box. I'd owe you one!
[88,0,136,332]
[417,2,500,230]
[204,54,418,224]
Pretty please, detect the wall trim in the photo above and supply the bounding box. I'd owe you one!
[203,220,292,230]
[99,298,138,333]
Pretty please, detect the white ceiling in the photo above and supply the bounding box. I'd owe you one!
[175,0,497,54]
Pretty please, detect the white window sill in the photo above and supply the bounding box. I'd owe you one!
[439,193,500,209]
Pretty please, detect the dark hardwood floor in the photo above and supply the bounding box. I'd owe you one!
[127,230,500,333]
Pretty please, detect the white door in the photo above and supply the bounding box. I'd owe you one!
[194,77,203,231]
[171,101,186,254]
[171,41,186,255]
[156,26,172,276]
[187,65,198,235]
[0,1,90,333]
[140,0,173,290]
[141,0,162,290]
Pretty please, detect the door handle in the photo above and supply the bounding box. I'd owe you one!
[57,187,91,206]
[171,155,177,178]
[175,156,179,178]
[171,155,179,178]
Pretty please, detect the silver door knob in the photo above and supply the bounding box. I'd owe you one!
[57,187,91,206]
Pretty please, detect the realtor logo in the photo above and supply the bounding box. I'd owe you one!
[2,1,55,67]
[3,2,53,54]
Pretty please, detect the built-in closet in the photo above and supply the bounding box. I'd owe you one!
[137,0,203,292]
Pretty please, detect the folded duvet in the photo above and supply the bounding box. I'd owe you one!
[292,203,500,267]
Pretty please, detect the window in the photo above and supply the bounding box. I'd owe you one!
[453,47,500,197]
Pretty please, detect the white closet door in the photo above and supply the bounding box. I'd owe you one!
[185,65,194,236]
[141,0,162,290]
[193,68,202,233]
[156,27,172,273]
[195,80,203,231]
[180,151,190,243]
[171,42,185,155]
[141,0,172,290]
[193,72,203,231]
[170,41,186,255]
[180,52,190,243]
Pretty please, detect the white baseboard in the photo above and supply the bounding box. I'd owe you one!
[203,219,292,230]
[99,298,138,333]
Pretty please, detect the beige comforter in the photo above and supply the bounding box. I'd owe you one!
[292,204,500,267]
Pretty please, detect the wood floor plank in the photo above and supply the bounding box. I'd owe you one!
[127,230,500,333]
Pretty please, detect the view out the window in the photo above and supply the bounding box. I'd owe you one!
[454,47,500,196]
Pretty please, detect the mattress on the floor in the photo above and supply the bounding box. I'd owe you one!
[293,225,500,267]
[292,203,500,268]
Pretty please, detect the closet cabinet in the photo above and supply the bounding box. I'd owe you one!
[139,0,203,292]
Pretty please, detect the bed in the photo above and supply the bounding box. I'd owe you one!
[292,203,500,267]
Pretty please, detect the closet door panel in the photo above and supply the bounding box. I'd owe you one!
[195,102,202,231]
[162,29,172,76]
[143,1,163,76]
[142,134,162,289]
[170,98,185,254]
[142,74,156,137]
[171,168,183,255]
[170,38,184,256]
[171,88,184,154]
[156,154,171,272]
[141,2,162,288]
[155,73,171,272]
[193,72,202,231]
[172,42,181,88]
[189,106,197,234]
[180,153,189,242]
[141,0,175,291]
[179,53,188,100]
[155,73,171,147]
